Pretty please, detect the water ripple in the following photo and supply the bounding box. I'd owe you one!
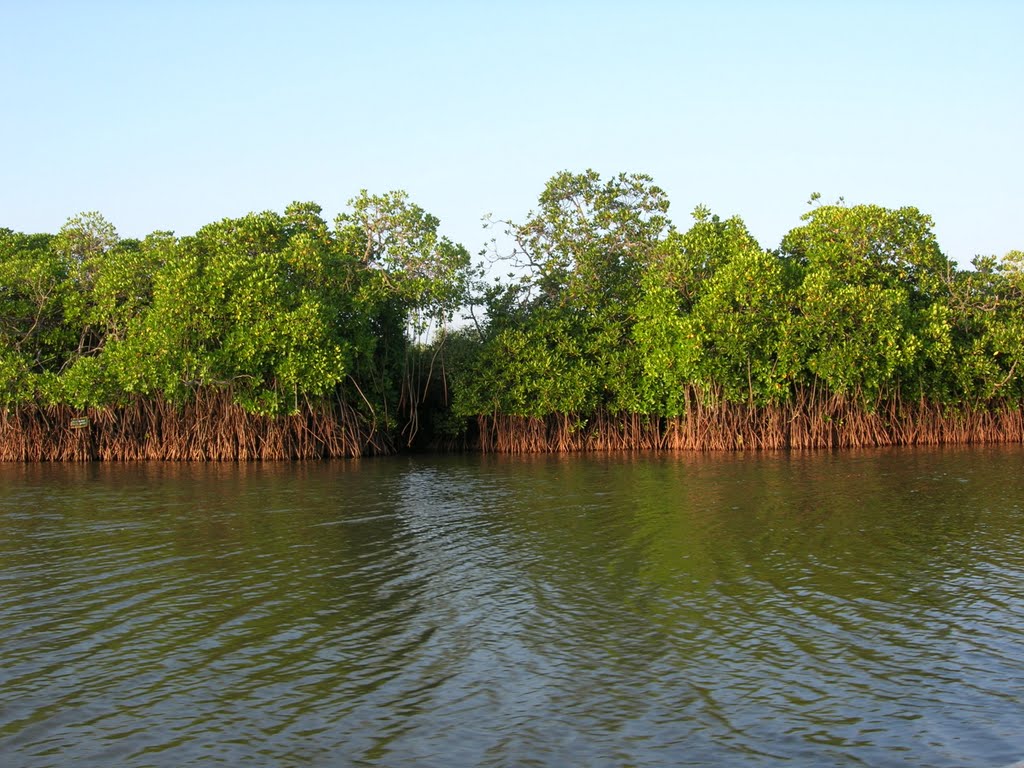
[2,450,1024,766]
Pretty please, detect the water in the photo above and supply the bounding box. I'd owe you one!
[2,446,1023,767]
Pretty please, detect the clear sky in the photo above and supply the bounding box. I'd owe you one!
[2,0,1020,267]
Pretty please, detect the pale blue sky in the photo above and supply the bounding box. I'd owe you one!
[2,1,1020,267]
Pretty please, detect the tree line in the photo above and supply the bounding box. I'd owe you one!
[2,171,1023,459]
[0,194,469,459]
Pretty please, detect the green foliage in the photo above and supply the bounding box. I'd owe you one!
[340,190,471,337]
[455,307,602,418]
[779,204,957,402]
[459,176,1022,432]
[456,170,669,420]
[939,251,1024,401]
[118,208,369,415]
[0,194,471,426]
[0,229,74,404]
[2,178,1020,449]
[509,169,669,311]
[686,237,793,404]
[634,213,792,409]
[781,203,951,302]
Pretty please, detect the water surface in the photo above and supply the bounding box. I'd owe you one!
[2,447,1023,766]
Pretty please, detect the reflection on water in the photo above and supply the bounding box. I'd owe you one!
[2,447,1023,766]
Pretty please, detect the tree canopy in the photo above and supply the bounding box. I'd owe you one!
[2,172,1021,457]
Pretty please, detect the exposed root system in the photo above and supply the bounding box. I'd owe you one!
[473,394,1024,454]
[0,391,390,461]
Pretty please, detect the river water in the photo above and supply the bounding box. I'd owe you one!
[1,446,1023,767]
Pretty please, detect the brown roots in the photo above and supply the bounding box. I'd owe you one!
[473,395,1024,454]
[5,389,1023,460]
[0,391,391,461]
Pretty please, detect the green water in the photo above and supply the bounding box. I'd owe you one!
[2,446,1023,766]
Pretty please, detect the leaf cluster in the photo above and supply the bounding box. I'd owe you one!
[454,171,1024,424]
[0,195,472,421]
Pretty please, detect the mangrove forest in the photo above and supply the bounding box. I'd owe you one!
[2,171,1023,459]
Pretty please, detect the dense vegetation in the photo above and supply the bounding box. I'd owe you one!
[0,194,470,459]
[3,172,1023,459]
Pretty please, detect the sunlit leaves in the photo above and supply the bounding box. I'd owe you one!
[635,213,791,408]
[340,190,471,337]
[0,230,75,401]
[460,176,1018,426]
[457,171,670,420]
[780,204,957,401]
[1,181,1020,438]
[510,169,670,309]
[0,193,471,420]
